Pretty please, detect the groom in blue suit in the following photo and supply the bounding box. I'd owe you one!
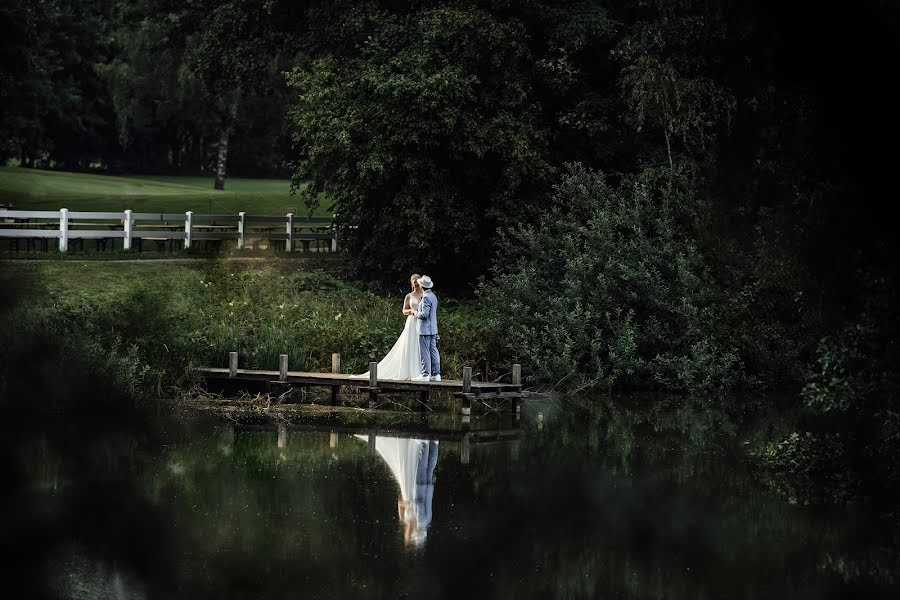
[413,275,440,382]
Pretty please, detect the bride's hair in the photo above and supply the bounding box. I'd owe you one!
[410,273,421,288]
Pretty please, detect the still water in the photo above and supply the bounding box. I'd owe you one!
[14,398,900,599]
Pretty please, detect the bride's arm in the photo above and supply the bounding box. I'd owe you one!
[402,293,414,316]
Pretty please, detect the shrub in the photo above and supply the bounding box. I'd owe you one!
[481,162,807,393]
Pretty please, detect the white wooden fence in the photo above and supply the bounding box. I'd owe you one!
[0,209,338,252]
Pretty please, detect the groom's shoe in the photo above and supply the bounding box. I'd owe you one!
[411,375,430,382]
[430,375,441,382]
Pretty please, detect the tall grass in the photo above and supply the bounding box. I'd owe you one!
[0,261,502,397]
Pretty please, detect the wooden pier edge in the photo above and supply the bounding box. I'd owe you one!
[204,351,524,413]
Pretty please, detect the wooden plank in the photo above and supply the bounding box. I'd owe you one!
[291,216,333,224]
[199,367,521,393]
[191,214,242,223]
[0,210,61,219]
[191,231,240,240]
[0,229,59,238]
[67,230,126,239]
[243,215,289,223]
[131,230,187,239]
[131,212,187,221]
[68,211,125,219]
[244,232,289,240]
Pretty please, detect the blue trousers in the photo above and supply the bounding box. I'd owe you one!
[418,334,440,377]
[414,441,438,529]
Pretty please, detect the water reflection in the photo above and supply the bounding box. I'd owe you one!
[356,435,439,548]
[7,396,900,599]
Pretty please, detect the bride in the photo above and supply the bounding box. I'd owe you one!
[353,274,423,380]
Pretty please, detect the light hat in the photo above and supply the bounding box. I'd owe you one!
[417,275,434,289]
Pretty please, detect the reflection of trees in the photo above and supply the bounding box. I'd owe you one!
[13,390,897,598]
[431,397,895,599]
[145,422,417,597]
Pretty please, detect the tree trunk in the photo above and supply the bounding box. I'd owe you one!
[213,127,229,190]
[212,95,240,191]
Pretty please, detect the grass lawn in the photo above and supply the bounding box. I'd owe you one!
[0,166,331,216]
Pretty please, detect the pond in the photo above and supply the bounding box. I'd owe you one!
[10,397,899,599]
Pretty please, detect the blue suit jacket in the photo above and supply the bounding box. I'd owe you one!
[415,290,438,335]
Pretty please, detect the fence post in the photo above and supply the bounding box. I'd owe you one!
[123,209,133,250]
[286,213,293,252]
[331,214,338,252]
[58,208,68,252]
[237,211,245,249]
[184,211,193,249]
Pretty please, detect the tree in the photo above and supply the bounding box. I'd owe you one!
[287,1,559,285]
[177,0,290,189]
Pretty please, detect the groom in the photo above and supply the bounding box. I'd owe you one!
[412,275,440,382]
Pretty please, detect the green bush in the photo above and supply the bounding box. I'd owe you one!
[481,162,807,393]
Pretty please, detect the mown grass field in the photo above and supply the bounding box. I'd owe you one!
[0,166,330,216]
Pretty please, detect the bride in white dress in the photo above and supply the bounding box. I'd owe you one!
[353,274,423,381]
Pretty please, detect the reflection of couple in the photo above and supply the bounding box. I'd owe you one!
[354,274,440,381]
[360,436,439,547]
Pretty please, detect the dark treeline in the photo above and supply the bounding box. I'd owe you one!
[1,1,899,489]
[0,0,307,179]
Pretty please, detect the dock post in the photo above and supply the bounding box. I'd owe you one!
[277,423,287,449]
[461,366,472,416]
[279,354,288,382]
[329,431,338,449]
[368,361,378,408]
[460,433,471,465]
[367,431,376,453]
[237,211,245,249]
[229,351,238,378]
[331,353,341,405]
[512,363,522,418]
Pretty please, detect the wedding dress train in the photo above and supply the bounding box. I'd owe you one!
[352,294,421,380]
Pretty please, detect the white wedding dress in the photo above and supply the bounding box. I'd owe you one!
[352,293,421,380]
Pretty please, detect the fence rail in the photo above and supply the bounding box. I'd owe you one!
[0,208,338,253]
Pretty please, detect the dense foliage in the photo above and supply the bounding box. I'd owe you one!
[482,163,809,392]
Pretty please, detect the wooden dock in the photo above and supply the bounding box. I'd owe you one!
[199,351,525,415]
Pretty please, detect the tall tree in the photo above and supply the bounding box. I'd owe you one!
[287,0,620,285]
[177,0,288,189]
